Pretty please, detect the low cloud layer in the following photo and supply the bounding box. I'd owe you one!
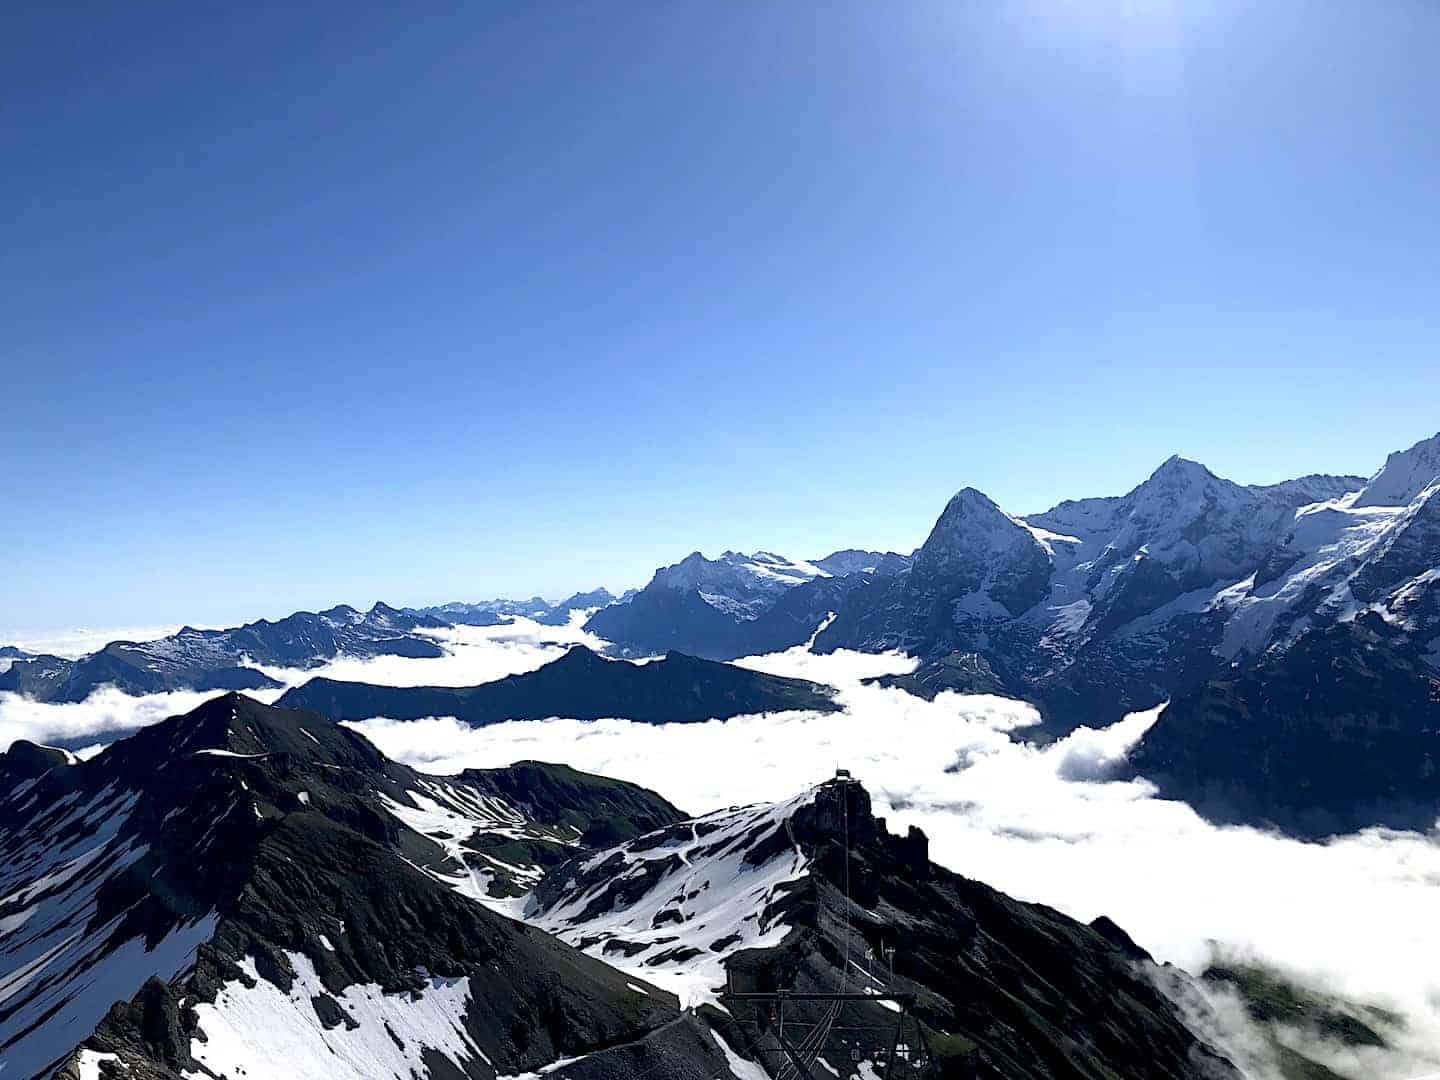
[350,642,1440,1079]
[1,625,189,660]
[0,617,597,751]
[252,616,606,689]
[0,685,220,756]
[3,626,1438,1077]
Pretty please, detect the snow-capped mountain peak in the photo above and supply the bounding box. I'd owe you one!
[1353,430,1440,508]
[907,487,1054,617]
[922,488,1047,557]
[1148,453,1216,486]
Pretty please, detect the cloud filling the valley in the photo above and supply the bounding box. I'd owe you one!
[348,642,1440,1079]
[4,624,1439,1077]
[0,617,600,751]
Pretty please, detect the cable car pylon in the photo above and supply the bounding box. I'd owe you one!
[718,770,938,1078]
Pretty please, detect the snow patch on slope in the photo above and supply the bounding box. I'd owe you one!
[186,952,481,1080]
[378,776,581,913]
[532,789,818,1008]
[1214,485,1434,658]
[0,784,211,1076]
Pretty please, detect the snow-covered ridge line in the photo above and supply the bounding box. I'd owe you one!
[530,786,820,1008]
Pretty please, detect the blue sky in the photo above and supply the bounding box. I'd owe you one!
[3,2,1438,632]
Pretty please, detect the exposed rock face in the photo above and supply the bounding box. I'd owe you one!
[815,457,1373,729]
[910,488,1055,617]
[1128,617,1440,837]
[585,549,911,660]
[2,694,709,1079]
[0,738,72,791]
[816,489,1057,676]
[869,650,1007,699]
[278,644,840,726]
[531,777,1244,1079]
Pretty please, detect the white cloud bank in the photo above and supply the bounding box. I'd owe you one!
[1,625,189,659]
[0,618,598,751]
[347,642,1440,1079]
[0,685,222,755]
[3,627,1439,1077]
[251,616,608,689]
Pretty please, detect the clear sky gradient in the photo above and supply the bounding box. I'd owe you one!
[4,2,1438,632]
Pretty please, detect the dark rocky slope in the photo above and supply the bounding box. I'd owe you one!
[0,739,72,792]
[1,694,719,1079]
[585,550,910,661]
[1128,616,1440,837]
[533,777,1246,1080]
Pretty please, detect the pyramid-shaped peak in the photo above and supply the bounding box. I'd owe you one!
[939,486,1009,518]
[105,692,384,775]
[917,486,1050,576]
[1121,456,1232,509]
[1146,454,1216,484]
[931,487,1031,534]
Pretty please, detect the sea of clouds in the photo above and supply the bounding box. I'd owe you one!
[3,619,1439,1077]
[0,618,600,751]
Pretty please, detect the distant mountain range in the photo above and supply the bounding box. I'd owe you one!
[0,602,448,703]
[0,590,622,705]
[3,694,1277,1079]
[580,434,1440,835]
[585,549,913,658]
[6,433,1438,837]
[413,587,625,627]
[277,644,840,725]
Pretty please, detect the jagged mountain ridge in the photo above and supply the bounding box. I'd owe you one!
[563,434,1440,834]
[0,693,746,1080]
[573,449,1407,730]
[1121,436,1440,835]
[0,589,621,706]
[277,644,841,726]
[413,587,620,628]
[585,549,913,659]
[813,454,1377,726]
[527,777,1245,1079]
[0,602,448,704]
[0,694,1259,1080]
